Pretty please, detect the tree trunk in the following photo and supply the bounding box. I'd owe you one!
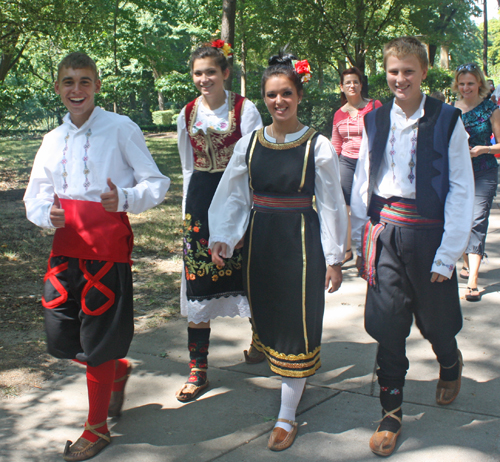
[440,46,450,69]
[113,0,120,113]
[157,92,165,111]
[0,32,28,83]
[484,0,488,76]
[221,0,236,91]
[238,0,246,96]
[428,44,437,67]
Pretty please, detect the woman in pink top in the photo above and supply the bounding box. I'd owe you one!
[332,67,382,264]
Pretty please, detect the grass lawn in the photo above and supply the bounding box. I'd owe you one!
[0,134,184,334]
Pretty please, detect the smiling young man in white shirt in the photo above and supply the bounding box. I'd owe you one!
[24,52,170,461]
[350,37,474,457]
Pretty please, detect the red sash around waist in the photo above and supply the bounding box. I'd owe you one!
[361,196,443,286]
[253,193,313,212]
[51,199,134,264]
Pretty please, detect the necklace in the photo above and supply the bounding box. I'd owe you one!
[345,99,367,113]
[270,121,301,143]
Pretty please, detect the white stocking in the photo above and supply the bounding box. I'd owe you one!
[275,377,306,432]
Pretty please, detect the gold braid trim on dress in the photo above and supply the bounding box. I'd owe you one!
[252,332,321,367]
[257,127,316,150]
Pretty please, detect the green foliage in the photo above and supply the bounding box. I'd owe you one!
[423,68,454,96]
[0,0,489,130]
[152,110,179,126]
[368,67,454,104]
[155,72,198,107]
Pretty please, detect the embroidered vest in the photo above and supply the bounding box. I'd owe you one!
[364,96,460,221]
[185,92,246,172]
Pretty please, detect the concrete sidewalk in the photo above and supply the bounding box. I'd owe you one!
[2,201,500,462]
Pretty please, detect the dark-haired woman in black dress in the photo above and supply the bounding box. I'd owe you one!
[209,51,347,451]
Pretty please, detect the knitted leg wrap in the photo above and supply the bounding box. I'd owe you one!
[439,351,460,381]
[83,360,115,442]
[187,327,210,387]
[112,359,130,392]
[378,381,403,433]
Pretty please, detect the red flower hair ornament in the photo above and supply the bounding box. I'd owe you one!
[292,59,312,83]
[211,39,233,58]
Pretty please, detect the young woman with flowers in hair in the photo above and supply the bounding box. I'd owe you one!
[176,40,263,402]
[208,50,347,451]
[331,67,382,265]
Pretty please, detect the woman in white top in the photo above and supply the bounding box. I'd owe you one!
[176,41,263,402]
[209,51,347,451]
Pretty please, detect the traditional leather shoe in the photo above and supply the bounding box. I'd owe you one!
[63,421,111,461]
[244,345,266,364]
[369,407,401,457]
[175,380,209,402]
[268,419,298,451]
[436,349,463,405]
[108,361,132,417]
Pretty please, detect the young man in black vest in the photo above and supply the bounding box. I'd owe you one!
[351,36,474,457]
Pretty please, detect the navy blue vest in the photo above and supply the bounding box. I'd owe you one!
[363,96,460,220]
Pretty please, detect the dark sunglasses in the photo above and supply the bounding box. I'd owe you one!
[456,63,478,72]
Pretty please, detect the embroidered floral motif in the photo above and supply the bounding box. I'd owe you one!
[192,117,229,133]
[435,259,454,272]
[408,124,418,184]
[390,388,401,395]
[122,189,129,211]
[389,124,397,182]
[61,133,70,192]
[183,213,242,281]
[82,129,92,190]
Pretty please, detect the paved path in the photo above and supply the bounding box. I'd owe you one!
[1,200,500,462]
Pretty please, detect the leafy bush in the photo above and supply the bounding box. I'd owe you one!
[152,109,179,126]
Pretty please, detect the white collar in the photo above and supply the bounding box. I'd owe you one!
[391,94,426,125]
[63,106,102,130]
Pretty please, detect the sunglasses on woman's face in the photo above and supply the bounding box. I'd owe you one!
[456,63,478,72]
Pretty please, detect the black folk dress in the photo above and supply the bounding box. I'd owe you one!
[243,128,326,378]
[184,170,244,300]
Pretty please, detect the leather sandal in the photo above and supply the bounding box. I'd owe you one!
[244,345,266,364]
[369,407,402,457]
[465,287,481,302]
[436,350,463,405]
[459,267,469,279]
[175,377,209,402]
[108,361,132,417]
[63,420,111,461]
[268,419,298,451]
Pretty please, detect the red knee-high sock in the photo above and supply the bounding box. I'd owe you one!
[82,360,115,443]
[112,359,130,392]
